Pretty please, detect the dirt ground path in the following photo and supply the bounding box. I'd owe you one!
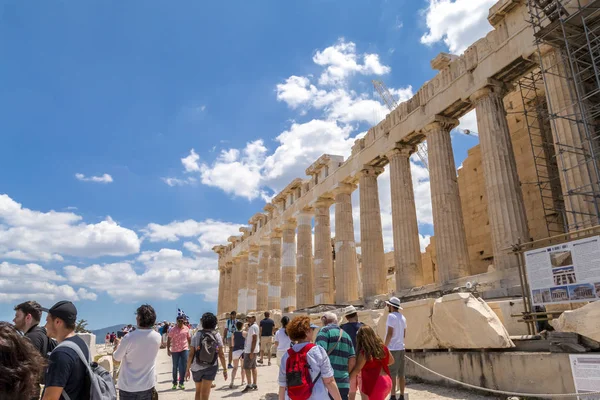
[151,348,500,400]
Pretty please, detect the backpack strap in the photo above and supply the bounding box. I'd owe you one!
[327,328,344,356]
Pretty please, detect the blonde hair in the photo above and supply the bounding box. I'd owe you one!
[356,325,385,360]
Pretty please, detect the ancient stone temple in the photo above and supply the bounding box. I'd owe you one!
[215,0,600,317]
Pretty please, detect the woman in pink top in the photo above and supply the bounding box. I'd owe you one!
[349,325,395,400]
[167,315,191,390]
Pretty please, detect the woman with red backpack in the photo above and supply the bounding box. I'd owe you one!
[348,325,395,400]
[277,316,342,400]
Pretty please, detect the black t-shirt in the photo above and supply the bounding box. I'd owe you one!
[44,335,90,400]
[340,322,363,351]
[259,318,275,336]
[25,325,48,357]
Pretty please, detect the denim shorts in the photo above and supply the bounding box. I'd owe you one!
[192,365,219,382]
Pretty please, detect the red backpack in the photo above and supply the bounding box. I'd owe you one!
[285,343,321,400]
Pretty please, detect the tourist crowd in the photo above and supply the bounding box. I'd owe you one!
[0,296,407,400]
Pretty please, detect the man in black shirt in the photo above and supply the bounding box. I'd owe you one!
[258,311,275,366]
[41,300,90,400]
[13,300,50,357]
[13,300,52,399]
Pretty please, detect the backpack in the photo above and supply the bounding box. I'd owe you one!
[285,343,321,400]
[194,330,219,366]
[56,340,117,400]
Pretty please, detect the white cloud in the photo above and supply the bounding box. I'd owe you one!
[457,109,479,136]
[313,39,391,85]
[420,0,496,54]
[162,177,197,187]
[0,194,141,261]
[142,219,241,256]
[75,173,113,183]
[64,251,220,302]
[276,76,319,109]
[182,149,201,173]
[0,261,97,303]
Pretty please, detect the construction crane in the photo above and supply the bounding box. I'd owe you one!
[372,80,429,171]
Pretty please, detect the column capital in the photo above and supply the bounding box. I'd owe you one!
[359,165,385,178]
[282,218,297,230]
[422,115,460,134]
[294,206,314,217]
[332,182,357,196]
[385,145,415,160]
[313,196,335,209]
[269,228,282,238]
[469,79,510,104]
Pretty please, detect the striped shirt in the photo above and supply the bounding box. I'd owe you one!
[316,324,356,389]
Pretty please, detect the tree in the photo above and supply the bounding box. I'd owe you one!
[75,319,90,333]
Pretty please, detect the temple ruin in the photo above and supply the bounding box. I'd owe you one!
[214,0,600,322]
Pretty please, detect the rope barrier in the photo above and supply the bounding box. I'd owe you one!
[405,355,600,398]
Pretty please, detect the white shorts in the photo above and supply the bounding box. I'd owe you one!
[232,350,244,359]
[276,350,287,366]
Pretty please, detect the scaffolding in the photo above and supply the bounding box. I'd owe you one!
[517,70,567,236]
[525,0,600,231]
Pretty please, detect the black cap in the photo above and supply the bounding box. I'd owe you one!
[42,301,77,325]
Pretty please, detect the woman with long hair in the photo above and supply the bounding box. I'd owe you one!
[0,321,46,400]
[273,316,291,366]
[349,325,395,400]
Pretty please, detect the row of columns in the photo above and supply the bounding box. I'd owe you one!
[217,81,537,316]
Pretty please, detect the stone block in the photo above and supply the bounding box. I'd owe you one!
[431,293,514,349]
[77,333,97,359]
[97,355,113,373]
[550,301,600,342]
[402,298,439,349]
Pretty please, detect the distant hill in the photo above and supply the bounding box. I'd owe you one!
[91,324,127,344]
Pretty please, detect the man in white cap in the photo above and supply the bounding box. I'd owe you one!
[384,297,407,400]
[340,305,362,400]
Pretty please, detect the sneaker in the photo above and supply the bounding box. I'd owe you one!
[171,384,177,390]
[229,382,234,389]
[178,384,185,390]
[241,385,252,393]
[390,396,396,400]
[257,359,263,364]
[251,384,258,390]
[228,363,234,369]
[399,395,405,400]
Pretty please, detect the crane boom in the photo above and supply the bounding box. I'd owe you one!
[372,80,429,171]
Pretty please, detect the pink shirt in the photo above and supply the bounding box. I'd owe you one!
[168,325,190,352]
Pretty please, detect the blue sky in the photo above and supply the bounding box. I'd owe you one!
[0,0,495,329]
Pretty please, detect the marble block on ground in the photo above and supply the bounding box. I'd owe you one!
[550,301,600,342]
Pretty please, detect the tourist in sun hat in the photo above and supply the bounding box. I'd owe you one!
[340,305,363,400]
[384,296,407,400]
[241,313,259,393]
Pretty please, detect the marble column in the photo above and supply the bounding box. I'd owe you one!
[424,117,470,283]
[281,221,297,312]
[387,147,423,290]
[359,166,387,298]
[334,183,359,303]
[296,210,314,309]
[471,84,530,270]
[256,240,270,312]
[230,259,241,313]
[314,198,334,305]
[237,254,249,314]
[268,230,282,310]
[247,245,259,313]
[224,266,233,314]
[542,48,600,229]
[217,268,225,316]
